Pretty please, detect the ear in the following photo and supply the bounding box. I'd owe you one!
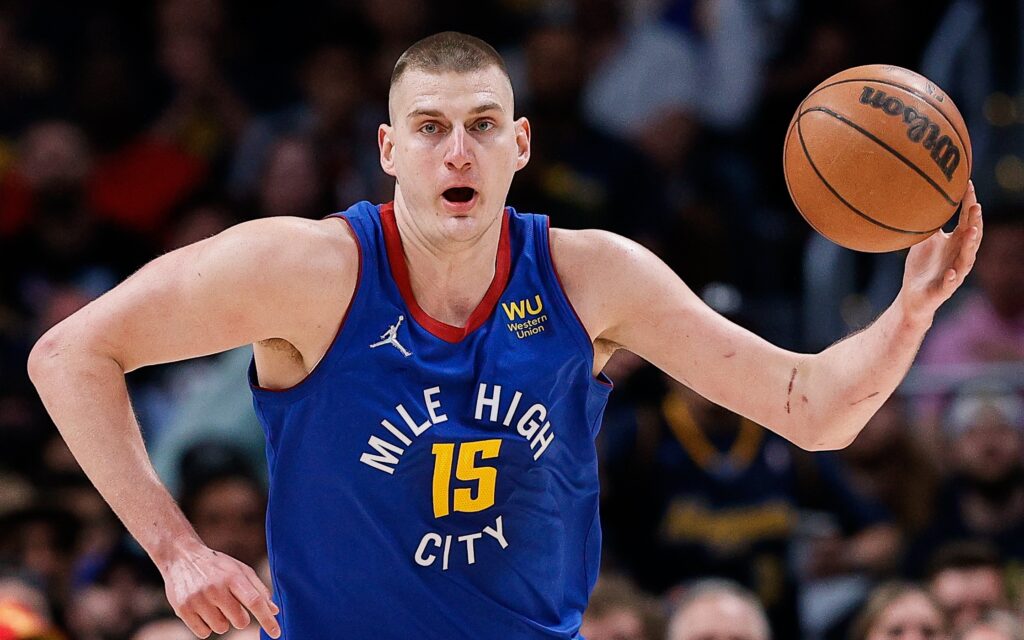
[513,117,531,171]
[379,124,397,177]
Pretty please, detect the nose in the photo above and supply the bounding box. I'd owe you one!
[444,126,472,171]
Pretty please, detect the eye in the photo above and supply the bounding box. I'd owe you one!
[420,122,440,135]
[474,120,495,132]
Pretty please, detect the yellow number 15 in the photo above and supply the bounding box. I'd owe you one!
[430,439,501,518]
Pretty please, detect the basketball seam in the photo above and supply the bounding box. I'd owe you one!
[805,77,972,171]
[795,112,942,236]
[800,106,958,206]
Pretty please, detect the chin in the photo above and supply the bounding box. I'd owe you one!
[436,207,486,240]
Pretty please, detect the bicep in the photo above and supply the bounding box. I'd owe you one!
[596,234,807,434]
[46,217,347,373]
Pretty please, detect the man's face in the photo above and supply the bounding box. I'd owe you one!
[579,608,645,640]
[930,568,1006,632]
[379,66,530,241]
[191,478,266,567]
[667,594,769,640]
[954,410,1023,484]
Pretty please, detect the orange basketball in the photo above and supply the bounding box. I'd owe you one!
[783,64,972,252]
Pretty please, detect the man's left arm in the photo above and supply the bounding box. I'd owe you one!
[556,183,982,451]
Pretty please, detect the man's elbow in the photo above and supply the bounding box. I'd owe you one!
[792,422,859,452]
[27,322,116,386]
[27,326,69,386]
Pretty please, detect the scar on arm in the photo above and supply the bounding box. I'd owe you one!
[785,367,797,414]
[723,351,736,358]
[850,391,880,406]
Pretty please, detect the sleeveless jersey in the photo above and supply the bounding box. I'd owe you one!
[249,201,612,639]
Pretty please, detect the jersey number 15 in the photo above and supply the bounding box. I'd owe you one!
[430,439,501,518]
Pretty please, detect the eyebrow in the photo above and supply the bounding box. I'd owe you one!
[406,102,505,120]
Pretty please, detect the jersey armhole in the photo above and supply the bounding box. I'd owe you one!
[248,213,366,403]
[539,217,613,391]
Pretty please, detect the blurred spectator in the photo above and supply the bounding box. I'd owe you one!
[179,445,266,570]
[837,397,940,535]
[583,0,764,141]
[151,347,266,496]
[665,578,772,640]
[0,507,80,626]
[507,22,667,239]
[0,7,59,138]
[0,573,61,639]
[907,384,1024,576]
[0,120,152,344]
[229,44,380,208]
[580,574,665,640]
[254,136,334,219]
[927,542,1010,634]
[64,545,166,640]
[954,611,1024,640]
[849,582,950,640]
[603,378,897,638]
[151,0,249,161]
[919,209,1024,367]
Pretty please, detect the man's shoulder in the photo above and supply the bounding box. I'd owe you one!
[548,226,650,278]
[221,215,359,276]
[547,227,652,342]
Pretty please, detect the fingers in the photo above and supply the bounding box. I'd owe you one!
[944,196,983,290]
[214,586,252,630]
[231,572,281,638]
[180,610,213,639]
[195,601,233,636]
[958,180,977,227]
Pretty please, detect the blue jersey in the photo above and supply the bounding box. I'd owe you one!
[249,201,612,639]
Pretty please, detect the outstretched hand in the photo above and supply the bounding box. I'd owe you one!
[160,542,281,638]
[899,180,983,322]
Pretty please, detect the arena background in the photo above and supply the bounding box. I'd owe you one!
[0,0,1022,638]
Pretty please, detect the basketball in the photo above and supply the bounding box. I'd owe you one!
[783,64,972,252]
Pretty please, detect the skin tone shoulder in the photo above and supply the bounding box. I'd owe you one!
[26,62,983,638]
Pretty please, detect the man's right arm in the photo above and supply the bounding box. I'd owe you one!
[27,215,358,638]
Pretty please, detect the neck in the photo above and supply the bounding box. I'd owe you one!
[391,195,505,327]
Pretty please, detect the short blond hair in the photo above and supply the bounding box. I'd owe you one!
[391,31,510,90]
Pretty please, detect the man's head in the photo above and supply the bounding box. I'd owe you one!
[850,582,948,640]
[946,384,1023,492]
[927,542,1008,633]
[379,32,530,241]
[954,611,1024,640]
[666,579,771,640]
[581,574,665,640]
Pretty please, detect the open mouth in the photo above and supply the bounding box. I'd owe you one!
[442,187,476,203]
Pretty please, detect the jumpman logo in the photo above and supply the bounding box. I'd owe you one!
[370,315,412,357]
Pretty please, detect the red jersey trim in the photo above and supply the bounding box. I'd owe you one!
[379,201,511,343]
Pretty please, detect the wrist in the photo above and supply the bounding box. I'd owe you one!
[148,529,206,571]
[894,290,936,332]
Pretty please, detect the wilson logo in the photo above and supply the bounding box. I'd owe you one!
[859,86,961,181]
[501,295,543,320]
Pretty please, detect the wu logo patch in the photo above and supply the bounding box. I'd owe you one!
[370,315,412,357]
[502,294,547,339]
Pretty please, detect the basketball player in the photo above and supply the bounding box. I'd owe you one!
[27,33,983,639]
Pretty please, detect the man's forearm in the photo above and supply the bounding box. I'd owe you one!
[27,334,202,568]
[801,292,933,449]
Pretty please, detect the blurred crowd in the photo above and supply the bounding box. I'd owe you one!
[0,0,1022,638]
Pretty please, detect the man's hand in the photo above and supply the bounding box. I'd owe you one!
[160,541,281,639]
[899,180,984,323]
